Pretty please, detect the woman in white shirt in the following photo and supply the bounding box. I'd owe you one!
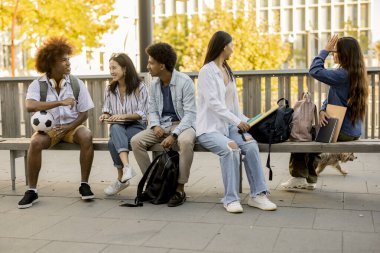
[99,53,148,196]
[196,31,276,213]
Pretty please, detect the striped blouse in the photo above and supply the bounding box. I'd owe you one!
[102,82,149,123]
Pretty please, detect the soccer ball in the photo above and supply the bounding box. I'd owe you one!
[31,111,55,132]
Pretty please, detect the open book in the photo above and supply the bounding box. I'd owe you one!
[247,105,279,127]
[315,117,339,143]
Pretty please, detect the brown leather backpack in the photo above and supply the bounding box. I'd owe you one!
[290,92,318,142]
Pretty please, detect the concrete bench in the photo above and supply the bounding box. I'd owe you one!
[1,138,380,191]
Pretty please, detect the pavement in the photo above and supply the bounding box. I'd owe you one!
[1,150,380,253]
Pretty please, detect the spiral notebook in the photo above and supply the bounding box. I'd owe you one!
[315,117,339,143]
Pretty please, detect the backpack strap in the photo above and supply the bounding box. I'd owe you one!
[120,153,164,207]
[39,75,79,102]
[69,74,80,101]
[39,80,49,102]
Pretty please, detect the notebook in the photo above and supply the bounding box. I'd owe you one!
[326,104,347,143]
[315,117,339,143]
[247,105,279,127]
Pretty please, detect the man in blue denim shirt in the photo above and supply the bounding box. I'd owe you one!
[131,42,196,207]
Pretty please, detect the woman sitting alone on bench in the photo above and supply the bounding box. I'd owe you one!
[281,35,369,189]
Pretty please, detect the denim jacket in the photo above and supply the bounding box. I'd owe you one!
[149,69,196,136]
[309,50,362,137]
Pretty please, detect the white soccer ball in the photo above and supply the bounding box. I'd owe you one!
[31,111,55,132]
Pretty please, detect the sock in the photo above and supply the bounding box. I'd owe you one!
[28,188,37,193]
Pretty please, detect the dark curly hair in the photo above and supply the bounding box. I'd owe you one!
[35,37,74,74]
[145,42,177,72]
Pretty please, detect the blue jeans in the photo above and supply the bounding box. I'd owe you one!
[108,122,146,168]
[197,125,268,205]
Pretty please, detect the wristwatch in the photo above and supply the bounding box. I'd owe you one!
[172,133,178,139]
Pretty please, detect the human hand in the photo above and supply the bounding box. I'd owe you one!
[61,97,76,109]
[237,121,250,132]
[325,34,339,52]
[161,135,176,149]
[153,126,166,138]
[319,110,330,126]
[98,113,110,122]
[108,114,126,121]
[54,124,71,139]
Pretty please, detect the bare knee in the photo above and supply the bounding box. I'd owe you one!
[29,134,50,151]
[75,128,93,147]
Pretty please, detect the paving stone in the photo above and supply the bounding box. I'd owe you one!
[100,202,164,220]
[313,209,374,232]
[372,211,380,233]
[291,191,344,209]
[0,213,66,238]
[31,216,119,241]
[343,231,380,253]
[205,225,280,253]
[89,220,168,245]
[35,241,107,253]
[149,202,215,222]
[344,193,380,211]
[0,238,50,253]
[273,228,342,252]
[144,222,221,250]
[254,206,316,229]
[101,244,169,253]
[199,204,259,225]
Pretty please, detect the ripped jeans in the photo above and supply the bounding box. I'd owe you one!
[197,125,268,205]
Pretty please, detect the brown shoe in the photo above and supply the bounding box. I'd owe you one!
[167,191,186,207]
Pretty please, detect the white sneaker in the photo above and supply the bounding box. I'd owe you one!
[248,193,277,211]
[306,182,316,190]
[223,201,244,213]
[104,180,130,196]
[121,165,137,182]
[281,177,308,189]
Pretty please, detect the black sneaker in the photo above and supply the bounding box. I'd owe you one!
[167,191,186,207]
[79,183,95,200]
[18,190,38,209]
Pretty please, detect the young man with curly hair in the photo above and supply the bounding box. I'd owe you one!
[18,37,95,209]
[131,42,196,207]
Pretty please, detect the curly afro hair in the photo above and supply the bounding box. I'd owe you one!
[35,37,74,74]
[145,42,177,72]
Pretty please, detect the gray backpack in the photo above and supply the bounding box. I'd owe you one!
[39,75,80,101]
[290,92,318,142]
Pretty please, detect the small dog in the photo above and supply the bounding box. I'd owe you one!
[316,153,357,176]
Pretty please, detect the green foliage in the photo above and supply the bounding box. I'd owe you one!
[1,0,117,55]
[153,0,289,71]
[375,41,380,63]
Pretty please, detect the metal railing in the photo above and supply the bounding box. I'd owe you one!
[1,68,379,138]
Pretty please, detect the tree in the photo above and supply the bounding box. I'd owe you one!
[1,0,117,76]
[344,18,369,52]
[153,0,289,71]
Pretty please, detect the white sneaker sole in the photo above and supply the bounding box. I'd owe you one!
[18,199,38,209]
[104,182,129,196]
[81,195,95,200]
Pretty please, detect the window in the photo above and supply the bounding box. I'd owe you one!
[334,5,344,30]
[260,10,268,22]
[283,8,293,32]
[309,7,318,30]
[2,45,11,68]
[260,0,268,8]
[294,8,305,32]
[347,4,358,26]
[321,6,331,30]
[272,0,281,7]
[360,4,369,27]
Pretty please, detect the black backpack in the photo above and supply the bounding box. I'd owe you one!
[121,150,179,207]
[248,98,293,180]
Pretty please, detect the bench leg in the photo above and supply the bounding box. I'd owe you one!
[9,150,27,191]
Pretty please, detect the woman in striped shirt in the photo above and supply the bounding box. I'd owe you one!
[99,53,149,196]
